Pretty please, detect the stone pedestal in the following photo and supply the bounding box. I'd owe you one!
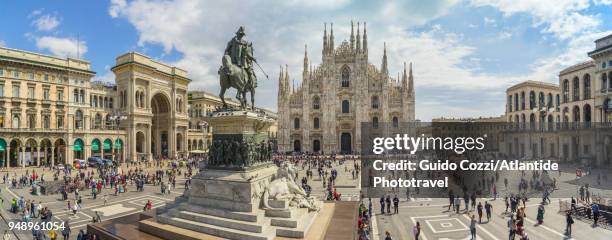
[141,110,320,240]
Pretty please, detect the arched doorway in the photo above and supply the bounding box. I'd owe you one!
[54,139,66,166]
[40,139,52,166]
[136,131,145,161]
[103,139,113,159]
[293,140,301,152]
[341,133,352,154]
[0,138,6,168]
[176,133,183,152]
[151,93,171,158]
[313,140,321,153]
[73,138,84,160]
[25,138,37,167]
[114,139,123,162]
[91,139,101,157]
[583,104,591,124]
[9,139,22,167]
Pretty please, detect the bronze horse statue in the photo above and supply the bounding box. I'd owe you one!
[218,44,258,110]
[218,54,247,109]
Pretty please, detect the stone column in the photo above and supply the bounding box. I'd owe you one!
[51,147,55,167]
[6,147,10,169]
[20,147,25,168]
[37,147,40,167]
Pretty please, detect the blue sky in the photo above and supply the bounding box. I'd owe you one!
[1,0,611,120]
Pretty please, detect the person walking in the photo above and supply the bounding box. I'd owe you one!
[61,221,71,240]
[393,195,399,214]
[470,214,477,240]
[484,201,492,222]
[413,222,421,240]
[565,211,574,236]
[379,196,385,214]
[536,204,545,224]
[385,195,391,214]
[477,202,483,223]
[592,203,600,226]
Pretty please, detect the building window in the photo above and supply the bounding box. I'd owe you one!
[371,96,379,109]
[341,66,350,87]
[514,93,518,111]
[0,68,3,76]
[0,115,3,128]
[342,100,350,113]
[372,117,379,128]
[74,89,79,102]
[43,115,50,128]
[556,94,560,111]
[572,77,580,101]
[562,80,569,103]
[57,90,64,101]
[13,70,19,78]
[43,88,50,100]
[313,117,320,129]
[29,72,34,80]
[294,118,300,129]
[0,84,3,97]
[12,85,20,98]
[28,114,35,129]
[12,114,20,128]
[538,92,544,108]
[508,95,512,112]
[583,74,591,99]
[44,74,49,81]
[313,96,320,109]
[57,115,64,129]
[109,98,113,109]
[603,73,608,90]
[520,92,525,110]
[28,86,35,99]
[529,91,536,109]
[547,93,553,109]
[79,90,85,103]
[392,117,399,128]
[75,110,83,129]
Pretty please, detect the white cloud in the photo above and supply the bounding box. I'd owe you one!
[483,17,496,25]
[29,9,43,18]
[35,36,87,58]
[498,31,512,39]
[32,14,61,31]
[471,0,600,40]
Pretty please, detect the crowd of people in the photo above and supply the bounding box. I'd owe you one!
[0,156,202,240]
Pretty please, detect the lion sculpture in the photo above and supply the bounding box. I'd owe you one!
[262,162,320,211]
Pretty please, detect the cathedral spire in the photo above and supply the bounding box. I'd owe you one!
[356,22,361,52]
[350,20,355,50]
[330,23,334,53]
[284,64,290,95]
[409,62,414,93]
[381,42,388,77]
[303,44,309,76]
[323,23,328,56]
[402,62,408,89]
[363,22,368,54]
[278,65,284,96]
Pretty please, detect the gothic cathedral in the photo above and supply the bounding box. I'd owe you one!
[277,22,416,154]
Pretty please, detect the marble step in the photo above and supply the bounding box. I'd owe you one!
[275,210,319,238]
[168,209,270,233]
[270,208,309,228]
[265,207,307,218]
[267,199,289,208]
[179,202,262,222]
[158,213,275,240]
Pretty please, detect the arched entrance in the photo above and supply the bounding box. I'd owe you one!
[340,133,352,154]
[9,139,22,167]
[54,139,66,166]
[293,140,301,152]
[176,133,183,152]
[313,140,321,153]
[91,139,101,157]
[25,138,38,167]
[114,139,123,162]
[151,93,171,158]
[40,139,52,166]
[73,138,84,160]
[136,131,145,161]
[0,139,6,168]
[103,139,113,159]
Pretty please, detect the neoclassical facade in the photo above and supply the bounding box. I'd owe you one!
[0,47,126,169]
[277,22,416,154]
[112,52,191,162]
[503,33,612,167]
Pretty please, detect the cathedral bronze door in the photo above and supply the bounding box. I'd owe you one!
[294,140,301,152]
[313,140,320,152]
[341,133,351,154]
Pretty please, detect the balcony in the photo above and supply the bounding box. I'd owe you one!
[56,101,66,107]
[0,128,68,133]
[42,99,52,105]
[27,98,37,104]
[11,97,23,103]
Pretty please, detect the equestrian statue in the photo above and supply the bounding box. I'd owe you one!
[218,26,268,110]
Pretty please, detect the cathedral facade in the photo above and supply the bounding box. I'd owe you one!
[277,22,416,154]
